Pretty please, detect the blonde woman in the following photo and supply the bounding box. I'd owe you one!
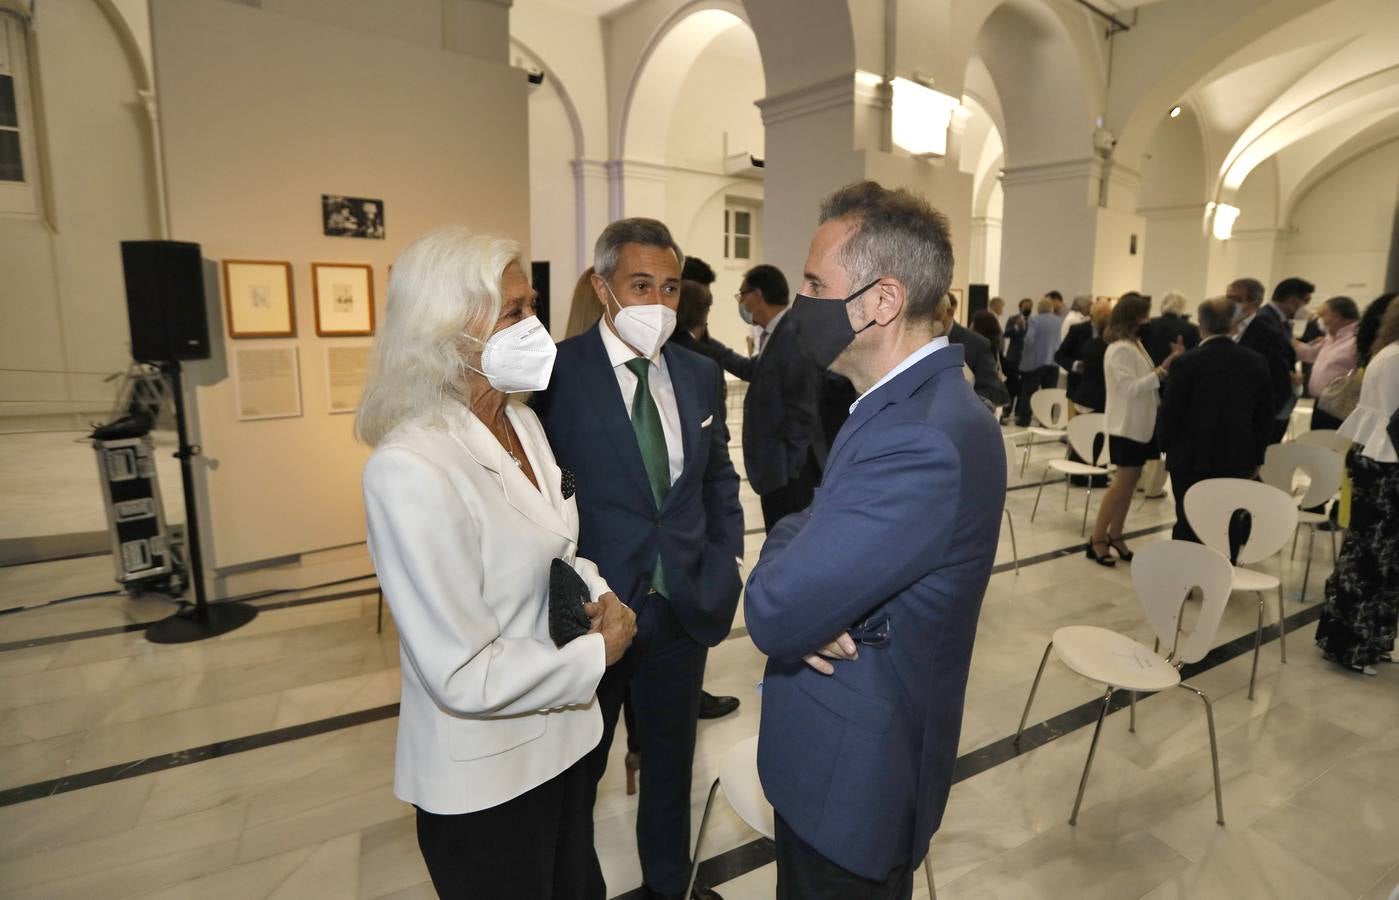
[357,227,635,899]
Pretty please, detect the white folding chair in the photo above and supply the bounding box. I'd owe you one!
[1019,388,1070,475]
[1294,428,1352,454]
[1259,441,1344,601]
[1014,540,1233,826]
[1002,436,1022,574]
[687,737,938,899]
[1030,412,1110,536]
[1184,479,1298,699]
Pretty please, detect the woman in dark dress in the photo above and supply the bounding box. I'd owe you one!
[1315,298,1399,675]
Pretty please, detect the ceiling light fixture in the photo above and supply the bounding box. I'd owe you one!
[891,78,960,157]
[1169,106,1182,119]
[1211,203,1241,241]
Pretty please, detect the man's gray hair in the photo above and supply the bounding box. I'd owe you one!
[1229,277,1265,307]
[1071,295,1092,314]
[594,218,684,280]
[818,181,954,325]
[1161,291,1188,315]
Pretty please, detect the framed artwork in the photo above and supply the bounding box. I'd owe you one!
[312,262,376,336]
[234,346,303,421]
[322,194,385,239]
[222,260,295,338]
[325,344,371,414]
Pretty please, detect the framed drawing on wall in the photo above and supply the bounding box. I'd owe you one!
[222,260,296,338]
[311,263,375,336]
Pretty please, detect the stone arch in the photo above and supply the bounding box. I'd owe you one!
[511,38,585,163]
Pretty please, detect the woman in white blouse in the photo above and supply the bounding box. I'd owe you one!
[357,226,636,899]
[1315,298,1399,675]
[1087,293,1184,565]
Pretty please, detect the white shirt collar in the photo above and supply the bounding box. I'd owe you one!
[597,318,658,369]
[763,307,788,335]
[849,337,949,413]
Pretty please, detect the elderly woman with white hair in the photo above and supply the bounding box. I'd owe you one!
[1143,290,1201,365]
[357,226,635,900]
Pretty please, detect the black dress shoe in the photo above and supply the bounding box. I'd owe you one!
[698,691,739,720]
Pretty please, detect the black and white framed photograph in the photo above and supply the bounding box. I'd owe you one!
[321,194,385,239]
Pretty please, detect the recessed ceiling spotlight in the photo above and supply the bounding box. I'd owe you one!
[1170,106,1182,118]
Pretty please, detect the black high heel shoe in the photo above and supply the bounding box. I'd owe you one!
[1107,537,1134,561]
[1085,539,1117,567]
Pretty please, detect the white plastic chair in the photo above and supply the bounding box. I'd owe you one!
[999,436,1023,573]
[1030,412,1110,536]
[1295,428,1352,454]
[1019,388,1070,475]
[687,736,938,899]
[1013,540,1233,826]
[1184,479,1299,699]
[1259,441,1344,601]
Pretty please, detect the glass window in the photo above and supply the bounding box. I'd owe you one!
[724,206,753,260]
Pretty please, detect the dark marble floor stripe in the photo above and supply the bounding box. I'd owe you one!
[0,581,381,653]
[990,521,1172,575]
[0,703,400,808]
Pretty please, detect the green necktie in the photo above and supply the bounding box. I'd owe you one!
[625,357,670,596]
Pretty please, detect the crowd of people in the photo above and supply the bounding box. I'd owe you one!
[351,178,1398,899]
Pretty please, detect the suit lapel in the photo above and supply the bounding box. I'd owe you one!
[577,327,655,503]
[662,345,702,505]
[448,405,574,542]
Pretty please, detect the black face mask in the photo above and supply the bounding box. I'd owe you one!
[789,279,880,369]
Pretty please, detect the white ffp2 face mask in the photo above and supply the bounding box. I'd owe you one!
[467,315,557,393]
[603,282,676,359]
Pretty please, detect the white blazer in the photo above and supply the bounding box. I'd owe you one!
[363,401,610,815]
[1103,340,1162,443]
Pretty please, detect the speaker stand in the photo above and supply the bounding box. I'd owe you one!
[145,361,258,644]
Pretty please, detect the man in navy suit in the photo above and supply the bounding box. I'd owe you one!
[532,218,743,900]
[744,182,1005,898]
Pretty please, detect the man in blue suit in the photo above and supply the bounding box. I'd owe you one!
[532,218,743,900]
[745,182,1006,898]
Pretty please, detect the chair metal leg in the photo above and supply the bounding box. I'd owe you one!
[1020,435,1034,477]
[1290,524,1299,560]
[685,777,722,900]
[1276,585,1287,663]
[1064,472,1071,510]
[1082,484,1092,537]
[1178,682,1225,826]
[1129,691,1136,733]
[1069,687,1115,826]
[1005,508,1021,575]
[376,590,384,634]
[1031,469,1051,523]
[1015,642,1054,743]
[924,854,938,900]
[1249,594,1264,700]
[1301,526,1315,603]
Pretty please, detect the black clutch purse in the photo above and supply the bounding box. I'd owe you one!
[548,559,593,647]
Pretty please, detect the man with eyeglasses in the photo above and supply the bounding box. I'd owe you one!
[696,264,828,532]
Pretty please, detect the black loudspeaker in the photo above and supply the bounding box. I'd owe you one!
[968,283,990,318]
[531,260,551,332]
[120,241,211,362]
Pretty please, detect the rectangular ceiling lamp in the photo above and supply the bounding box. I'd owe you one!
[891,77,959,158]
[1211,203,1241,241]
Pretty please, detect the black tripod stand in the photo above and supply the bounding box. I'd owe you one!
[144,360,257,643]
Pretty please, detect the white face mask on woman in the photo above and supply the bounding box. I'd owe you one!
[602,281,676,359]
[466,315,557,393]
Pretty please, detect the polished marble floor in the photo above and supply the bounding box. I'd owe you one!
[0,418,1395,900]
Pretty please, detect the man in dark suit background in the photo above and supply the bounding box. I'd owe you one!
[1157,297,1274,542]
[1143,291,1201,365]
[745,181,1004,898]
[1231,276,1310,444]
[698,264,828,532]
[944,293,1010,412]
[532,219,743,900]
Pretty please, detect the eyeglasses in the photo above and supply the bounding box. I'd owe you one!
[734,289,750,301]
[847,613,892,647]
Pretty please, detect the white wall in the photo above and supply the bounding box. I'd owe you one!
[1281,139,1399,304]
[0,2,161,422]
[521,67,581,334]
[151,0,527,571]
